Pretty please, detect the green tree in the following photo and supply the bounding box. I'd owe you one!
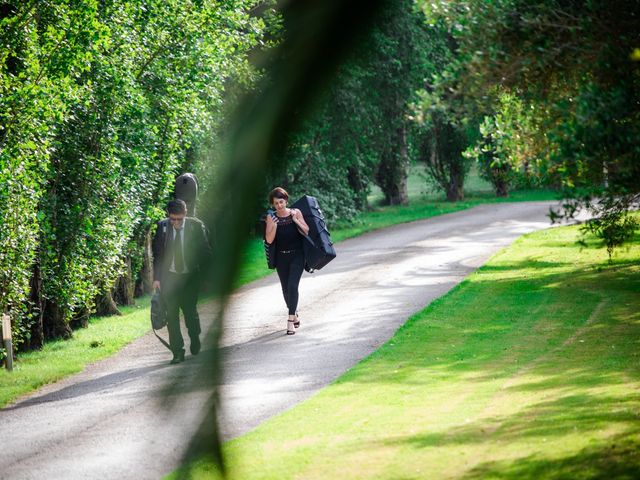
[0,0,271,350]
[369,0,436,205]
[37,0,270,338]
[275,0,438,211]
[416,112,469,201]
[0,1,101,350]
[465,91,546,197]
[410,24,473,202]
[417,0,640,250]
[274,60,381,222]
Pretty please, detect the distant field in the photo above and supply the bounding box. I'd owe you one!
[367,163,494,205]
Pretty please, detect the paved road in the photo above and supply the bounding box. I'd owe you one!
[0,202,563,479]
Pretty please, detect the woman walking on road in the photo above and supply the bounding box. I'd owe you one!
[265,187,310,335]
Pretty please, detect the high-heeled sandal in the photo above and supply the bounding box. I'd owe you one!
[287,319,295,335]
[293,312,300,328]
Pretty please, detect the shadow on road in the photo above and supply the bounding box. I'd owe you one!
[3,363,170,411]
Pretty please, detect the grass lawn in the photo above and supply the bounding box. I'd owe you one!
[0,173,556,409]
[169,225,640,480]
[0,297,151,408]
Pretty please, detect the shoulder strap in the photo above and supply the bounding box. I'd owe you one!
[153,328,172,351]
[160,219,170,248]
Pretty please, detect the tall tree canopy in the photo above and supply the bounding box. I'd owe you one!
[0,0,271,352]
[273,0,438,212]
[416,0,640,250]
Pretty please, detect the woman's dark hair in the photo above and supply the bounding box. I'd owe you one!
[268,187,289,205]
[167,199,188,215]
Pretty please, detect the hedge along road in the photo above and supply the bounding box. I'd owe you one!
[0,201,570,479]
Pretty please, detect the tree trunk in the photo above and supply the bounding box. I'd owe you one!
[445,157,465,202]
[375,126,409,206]
[114,256,135,306]
[423,114,468,202]
[95,289,120,317]
[43,301,73,340]
[391,125,409,205]
[385,174,409,205]
[446,177,465,202]
[70,308,90,329]
[347,165,369,210]
[494,179,509,197]
[26,262,45,350]
[137,230,154,297]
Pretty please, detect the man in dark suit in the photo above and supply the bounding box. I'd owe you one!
[152,199,211,364]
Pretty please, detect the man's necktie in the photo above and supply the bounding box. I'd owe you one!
[174,229,184,273]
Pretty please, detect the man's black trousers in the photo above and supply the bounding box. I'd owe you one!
[163,271,201,356]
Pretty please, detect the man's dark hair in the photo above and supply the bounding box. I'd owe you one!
[167,199,188,215]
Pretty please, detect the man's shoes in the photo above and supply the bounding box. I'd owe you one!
[190,337,201,356]
[170,350,185,365]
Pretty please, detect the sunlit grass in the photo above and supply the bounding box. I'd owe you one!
[169,225,640,479]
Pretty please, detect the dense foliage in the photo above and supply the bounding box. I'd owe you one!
[270,0,443,217]
[464,92,544,197]
[0,0,270,355]
[416,0,640,250]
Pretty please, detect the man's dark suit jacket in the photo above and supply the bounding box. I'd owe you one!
[152,217,211,283]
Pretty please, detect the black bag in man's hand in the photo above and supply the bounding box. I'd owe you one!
[150,291,167,330]
[150,291,172,351]
[292,195,336,271]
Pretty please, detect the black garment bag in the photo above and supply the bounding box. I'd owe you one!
[291,195,337,271]
[150,291,171,351]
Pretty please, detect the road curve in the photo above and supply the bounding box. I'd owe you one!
[0,201,562,479]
